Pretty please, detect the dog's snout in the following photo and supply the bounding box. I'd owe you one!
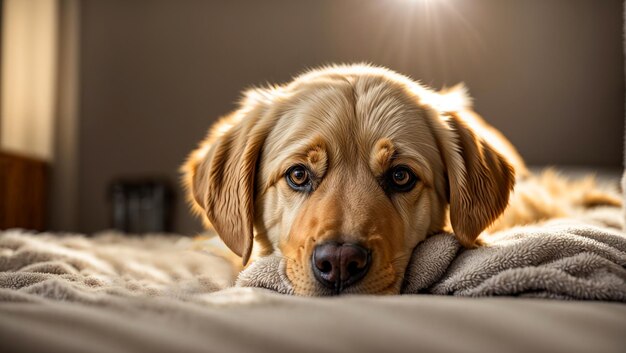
[312,242,371,292]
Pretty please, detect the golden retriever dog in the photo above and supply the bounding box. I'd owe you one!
[183,64,620,296]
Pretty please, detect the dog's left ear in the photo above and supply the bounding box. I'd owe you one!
[434,113,515,248]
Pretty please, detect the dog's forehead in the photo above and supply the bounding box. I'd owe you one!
[262,75,438,169]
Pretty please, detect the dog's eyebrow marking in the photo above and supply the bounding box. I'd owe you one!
[305,137,327,170]
[264,137,328,191]
[369,138,434,188]
[370,138,395,177]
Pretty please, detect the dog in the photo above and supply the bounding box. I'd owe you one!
[183,64,620,296]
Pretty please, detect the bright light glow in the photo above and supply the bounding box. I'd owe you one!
[376,0,484,83]
[398,0,440,4]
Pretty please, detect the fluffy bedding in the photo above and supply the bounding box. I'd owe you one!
[239,211,626,300]
[1,176,626,352]
[0,231,236,303]
[1,207,624,304]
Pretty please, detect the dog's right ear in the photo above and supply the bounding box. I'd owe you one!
[182,89,278,265]
[433,112,515,248]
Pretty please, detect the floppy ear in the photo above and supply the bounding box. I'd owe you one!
[182,91,277,265]
[435,113,515,248]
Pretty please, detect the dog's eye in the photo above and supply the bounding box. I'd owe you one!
[388,166,418,192]
[286,165,312,192]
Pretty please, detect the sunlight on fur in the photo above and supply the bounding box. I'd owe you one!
[183,64,620,296]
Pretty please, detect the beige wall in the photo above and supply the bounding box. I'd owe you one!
[74,0,624,235]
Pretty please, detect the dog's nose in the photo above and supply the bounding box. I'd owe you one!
[312,242,371,292]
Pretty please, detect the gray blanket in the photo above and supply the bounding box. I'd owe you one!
[1,209,625,303]
[237,209,626,301]
[0,232,236,303]
[1,207,625,353]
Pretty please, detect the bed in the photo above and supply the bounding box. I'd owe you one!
[1,169,625,353]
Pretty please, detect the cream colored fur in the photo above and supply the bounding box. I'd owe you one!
[183,64,619,296]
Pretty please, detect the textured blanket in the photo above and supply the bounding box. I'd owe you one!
[0,232,236,303]
[237,208,626,301]
[2,208,624,303]
[1,230,626,353]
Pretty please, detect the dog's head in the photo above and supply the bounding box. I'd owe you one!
[183,65,514,295]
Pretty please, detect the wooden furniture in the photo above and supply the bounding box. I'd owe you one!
[0,151,47,230]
